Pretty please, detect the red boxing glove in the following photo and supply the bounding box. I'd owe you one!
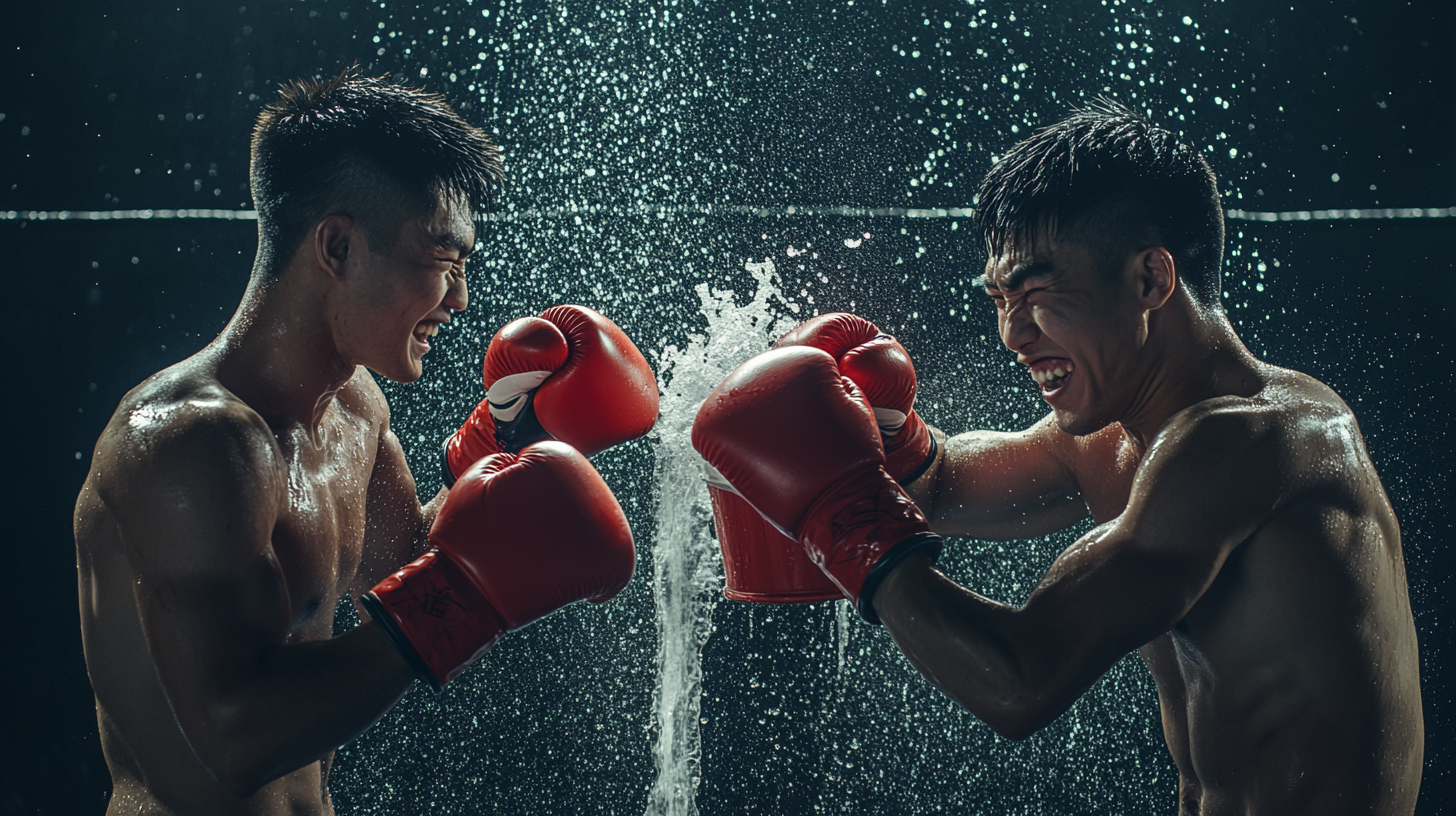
[776,313,935,485]
[443,305,659,484]
[362,442,636,692]
[700,463,842,603]
[691,347,942,623]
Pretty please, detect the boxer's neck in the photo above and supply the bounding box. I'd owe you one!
[212,269,356,434]
[1116,294,1262,450]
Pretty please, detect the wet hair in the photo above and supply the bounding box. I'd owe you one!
[974,99,1225,308]
[249,67,504,279]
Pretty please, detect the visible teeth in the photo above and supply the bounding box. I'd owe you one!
[1030,363,1074,385]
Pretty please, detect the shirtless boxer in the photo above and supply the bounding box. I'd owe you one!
[693,104,1423,814]
[74,71,656,814]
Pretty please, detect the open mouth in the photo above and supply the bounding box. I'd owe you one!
[412,322,441,350]
[1028,358,1074,394]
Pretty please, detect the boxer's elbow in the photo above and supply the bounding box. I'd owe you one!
[956,661,1069,741]
[951,680,1054,740]
[979,698,1060,741]
[189,703,287,797]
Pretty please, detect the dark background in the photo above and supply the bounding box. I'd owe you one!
[1,0,1451,813]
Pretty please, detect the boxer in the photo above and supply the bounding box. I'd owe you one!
[74,70,656,815]
[695,103,1423,815]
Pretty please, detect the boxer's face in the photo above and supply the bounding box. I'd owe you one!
[340,197,475,383]
[982,236,1150,436]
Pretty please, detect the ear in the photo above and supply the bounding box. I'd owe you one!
[313,213,356,280]
[1136,246,1177,311]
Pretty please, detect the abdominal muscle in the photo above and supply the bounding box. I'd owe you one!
[77,457,351,816]
[79,510,338,816]
[1145,498,1420,815]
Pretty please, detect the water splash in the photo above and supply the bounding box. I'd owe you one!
[645,259,796,816]
[834,598,851,676]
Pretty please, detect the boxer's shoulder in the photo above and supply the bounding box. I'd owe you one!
[1257,364,1357,429]
[1143,394,1281,479]
[1131,378,1320,517]
[1155,364,1350,462]
[96,362,284,504]
[113,362,270,443]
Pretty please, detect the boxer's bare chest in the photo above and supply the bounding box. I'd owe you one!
[268,402,379,637]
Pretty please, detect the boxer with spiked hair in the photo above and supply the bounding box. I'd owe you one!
[76,69,655,814]
[696,102,1423,815]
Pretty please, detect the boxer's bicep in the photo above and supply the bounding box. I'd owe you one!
[923,414,1086,539]
[351,370,434,604]
[355,424,431,597]
[106,407,292,758]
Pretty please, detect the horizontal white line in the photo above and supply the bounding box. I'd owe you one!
[1224,207,1455,222]
[0,208,259,221]
[3,205,1452,223]
[0,204,970,222]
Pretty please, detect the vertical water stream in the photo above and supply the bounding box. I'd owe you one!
[645,260,795,815]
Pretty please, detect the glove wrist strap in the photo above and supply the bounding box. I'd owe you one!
[856,531,943,625]
[362,550,507,694]
[797,467,941,624]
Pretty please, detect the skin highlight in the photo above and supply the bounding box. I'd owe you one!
[887,236,1423,815]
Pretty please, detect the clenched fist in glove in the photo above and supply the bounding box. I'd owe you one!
[703,313,937,603]
[776,313,935,484]
[692,347,942,623]
[443,305,658,485]
[362,442,636,692]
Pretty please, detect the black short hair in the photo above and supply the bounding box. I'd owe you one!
[974,100,1225,308]
[249,68,504,278]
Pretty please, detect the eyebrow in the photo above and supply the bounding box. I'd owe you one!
[979,261,1054,292]
[434,230,474,257]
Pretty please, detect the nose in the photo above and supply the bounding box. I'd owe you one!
[445,269,468,313]
[999,299,1040,354]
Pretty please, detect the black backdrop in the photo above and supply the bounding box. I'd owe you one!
[1,0,1451,813]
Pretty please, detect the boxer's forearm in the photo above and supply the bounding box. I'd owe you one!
[187,620,416,797]
[877,493,1223,741]
[875,551,1070,740]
